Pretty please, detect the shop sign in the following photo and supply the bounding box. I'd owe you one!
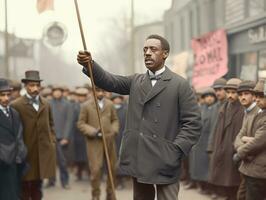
[191,29,228,89]
[248,25,266,44]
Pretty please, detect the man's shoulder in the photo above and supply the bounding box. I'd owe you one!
[11,96,25,107]
[167,67,188,82]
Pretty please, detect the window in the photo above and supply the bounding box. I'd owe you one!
[249,0,265,17]
[259,50,266,79]
[239,52,258,80]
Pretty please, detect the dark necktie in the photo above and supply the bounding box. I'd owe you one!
[3,108,11,121]
[29,97,39,105]
[149,73,163,81]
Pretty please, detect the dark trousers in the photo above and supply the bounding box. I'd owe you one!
[133,178,179,200]
[49,142,69,186]
[21,180,42,200]
[237,174,246,200]
[0,163,18,200]
[245,175,266,200]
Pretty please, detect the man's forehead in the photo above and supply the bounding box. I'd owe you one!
[144,38,161,47]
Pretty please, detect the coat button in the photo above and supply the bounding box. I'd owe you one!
[156,103,161,107]
[154,118,158,123]
[152,134,157,138]
[142,117,145,121]
[140,132,143,136]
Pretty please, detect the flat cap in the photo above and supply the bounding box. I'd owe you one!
[254,79,265,94]
[212,78,227,89]
[75,87,89,96]
[237,80,256,93]
[111,93,124,100]
[41,87,52,96]
[224,78,242,90]
[52,85,64,91]
[201,87,216,98]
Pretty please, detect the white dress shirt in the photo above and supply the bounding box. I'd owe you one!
[98,99,104,110]
[26,93,40,111]
[0,104,10,117]
[148,66,166,87]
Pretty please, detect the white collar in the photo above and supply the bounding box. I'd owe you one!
[0,104,9,111]
[245,102,257,113]
[148,66,166,76]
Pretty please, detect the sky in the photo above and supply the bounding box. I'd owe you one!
[0,0,172,54]
[0,0,172,86]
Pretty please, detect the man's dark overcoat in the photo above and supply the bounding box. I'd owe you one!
[0,107,27,199]
[83,62,201,184]
[209,100,244,186]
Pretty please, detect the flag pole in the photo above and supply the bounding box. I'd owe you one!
[74,0,117,199]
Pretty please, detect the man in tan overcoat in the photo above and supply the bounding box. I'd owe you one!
[11,70,56,200]
[78,87,119,200]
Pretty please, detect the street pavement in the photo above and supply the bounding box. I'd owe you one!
[43,175,212,200]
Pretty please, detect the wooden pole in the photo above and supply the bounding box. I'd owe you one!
[74,0,116,199]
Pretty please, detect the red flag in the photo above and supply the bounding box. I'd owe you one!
[36,0,54,14]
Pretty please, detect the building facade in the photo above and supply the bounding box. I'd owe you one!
[164,0,266,81]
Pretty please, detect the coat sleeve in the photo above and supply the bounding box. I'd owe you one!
[16,119,27,163]
[237,118,266,159]
[234,115,248,150]
[82,62,133,95]
[109,105,119,137]
[48,105,57,143]
[77,103,98,137]
[174,80,202,156]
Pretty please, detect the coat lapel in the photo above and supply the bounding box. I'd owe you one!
[144,67,172,104]
[140,72,152,96]
[22,95,38,114]
[37,97,46,115]
[224,101,241,129]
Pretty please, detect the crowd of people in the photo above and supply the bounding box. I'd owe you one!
[181,78,266,200]
[0,71,129,200]
[0,34,265,200]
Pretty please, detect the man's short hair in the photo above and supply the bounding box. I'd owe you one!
[146,34,170,53]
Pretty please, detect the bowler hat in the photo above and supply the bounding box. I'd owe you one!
[237,80,256,93]
[21,70,43,83]
[212,78,227,89]
[224,78,242,90]
[0,78,13,92]
[254,79,265,95]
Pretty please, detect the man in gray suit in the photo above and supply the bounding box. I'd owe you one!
[77,34,201,200]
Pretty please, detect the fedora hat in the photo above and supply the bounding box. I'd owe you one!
[0,78,13,92]
[21,70,43,83]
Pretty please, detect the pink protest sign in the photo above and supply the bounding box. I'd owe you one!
[191,29,228,89]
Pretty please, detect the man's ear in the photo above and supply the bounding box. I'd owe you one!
[163,51,169,60]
